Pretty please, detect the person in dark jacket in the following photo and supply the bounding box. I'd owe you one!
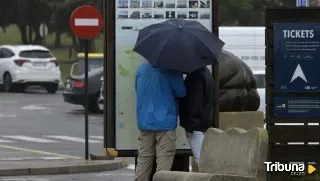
[179,66,214,164]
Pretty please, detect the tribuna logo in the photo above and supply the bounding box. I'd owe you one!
[264,162,305,176]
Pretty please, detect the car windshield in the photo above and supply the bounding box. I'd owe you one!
[253,74,265,88]
[19,50,53,58]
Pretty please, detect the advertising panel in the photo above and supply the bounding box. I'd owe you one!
[115,0,213,150]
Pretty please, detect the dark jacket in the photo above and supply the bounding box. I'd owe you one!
[179,67,214,133]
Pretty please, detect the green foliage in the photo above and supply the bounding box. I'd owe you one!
[219,0,286,26]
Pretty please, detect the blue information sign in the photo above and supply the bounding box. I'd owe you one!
[274,97,320,117]
[274,23,320,92]
[297,0,307,7]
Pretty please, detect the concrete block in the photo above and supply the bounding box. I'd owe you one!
[219,111,264,130]
[191,111,265,173]
[153,171,259,181]
[0,169,29,176]
[191,156,198,172]
[69,164,99,173]
[29,166,69,175]
[199,128,268,181]
[90,154,115,160]
[98,161,122,171]
[153,171,216,181]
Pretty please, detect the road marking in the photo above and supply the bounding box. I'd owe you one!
[43,135,102,143]
[1,136,58,143]
[0,144,81,159]
[0,139,13,143]
[0,114,16,118]
[22,105,50,110]
[75,18,99,26]
[89,136,104,139]
[127,164,135,170]
[0,179,49,181]
[126,164,193,171]
[0,156,66,161]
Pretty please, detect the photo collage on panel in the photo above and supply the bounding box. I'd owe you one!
[117,0,211,19]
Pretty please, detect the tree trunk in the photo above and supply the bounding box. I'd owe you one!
[72,34,80,52]
[1,26,6,33]
[54,31,62,48]
[28,26,33,44]
[33,30,42,45]
[18,24,28,44]
[89,39,96,52]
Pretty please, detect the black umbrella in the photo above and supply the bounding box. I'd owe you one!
[133,19,225,73]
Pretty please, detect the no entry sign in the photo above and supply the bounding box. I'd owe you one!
[69,5,103,160]
[70,5,103,39]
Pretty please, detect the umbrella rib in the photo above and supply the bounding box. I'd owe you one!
[153,30,179,66]
[182,29,216,62]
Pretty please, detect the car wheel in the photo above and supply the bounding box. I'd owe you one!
[85,93,102,113]
[46,83,58,94]
[3,73,13,92]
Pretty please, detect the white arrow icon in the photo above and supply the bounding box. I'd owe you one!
[290,64,307,83]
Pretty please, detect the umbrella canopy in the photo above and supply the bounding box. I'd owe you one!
[133,19,225,73]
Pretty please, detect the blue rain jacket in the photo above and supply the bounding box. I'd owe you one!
[135,63,186,131]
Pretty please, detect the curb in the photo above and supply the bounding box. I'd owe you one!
[0,159,123,176]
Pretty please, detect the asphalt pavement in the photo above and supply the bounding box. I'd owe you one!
[0,87,135,177]
[0,167,134,181]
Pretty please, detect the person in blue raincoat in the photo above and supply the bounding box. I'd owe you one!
[134,62,186,181]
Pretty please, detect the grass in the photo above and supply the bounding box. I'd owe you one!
[0,24,104,82]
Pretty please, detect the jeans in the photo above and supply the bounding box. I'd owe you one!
[187,131,204,164]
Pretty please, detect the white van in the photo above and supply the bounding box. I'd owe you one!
[219,27,266,113]
[219,26,265,71]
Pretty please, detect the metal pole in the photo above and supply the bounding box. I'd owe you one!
[213,0,219,128]
[84,39,89,160]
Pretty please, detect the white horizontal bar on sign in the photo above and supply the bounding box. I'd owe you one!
[75,18,99,26]
[1,135,58,143]
[43,135,102,143]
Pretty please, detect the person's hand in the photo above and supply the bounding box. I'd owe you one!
[185,132,192,137]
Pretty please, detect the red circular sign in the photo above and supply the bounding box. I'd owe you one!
[70,5,103,39]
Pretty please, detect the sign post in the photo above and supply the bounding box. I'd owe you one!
[70,5,103,160]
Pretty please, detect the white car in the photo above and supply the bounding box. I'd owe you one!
[0,45,61,93]
[253,70,265,116]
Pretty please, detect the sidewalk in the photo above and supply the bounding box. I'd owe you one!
[0,158,124,176]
